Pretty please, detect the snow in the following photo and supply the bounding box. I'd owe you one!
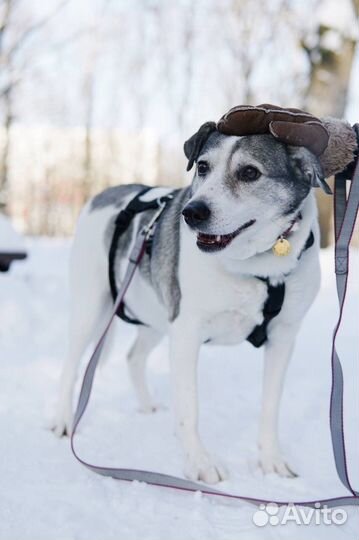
[1,237,359,539]
[0,215,26,252]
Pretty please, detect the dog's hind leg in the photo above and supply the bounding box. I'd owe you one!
[127,326,162,413]
[52,204,118,437]
[52,288,112,437]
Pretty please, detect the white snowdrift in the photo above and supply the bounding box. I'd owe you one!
[0,214,26,252]
[1,238,359,539]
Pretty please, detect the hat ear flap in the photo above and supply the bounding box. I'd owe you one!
[184,121,217,171]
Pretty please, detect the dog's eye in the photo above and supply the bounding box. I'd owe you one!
[238,165,261,181]
[197,161,209,176]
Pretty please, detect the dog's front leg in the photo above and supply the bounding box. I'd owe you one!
[258,331,297,478]
[169,318,228,484]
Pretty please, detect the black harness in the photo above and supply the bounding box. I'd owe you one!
[109,188,314,348]
[246,230,314,348]
[108,187,173,324]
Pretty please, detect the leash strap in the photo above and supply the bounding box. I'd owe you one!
[330,140,359,496]
[71,152,359,507]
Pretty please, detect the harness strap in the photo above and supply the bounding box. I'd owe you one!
[247,230,314,348]
[246,279,285,348]
[108,187,172,324]
[72,131,359,507]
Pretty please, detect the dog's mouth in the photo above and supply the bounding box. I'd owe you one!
[196,219,256,252]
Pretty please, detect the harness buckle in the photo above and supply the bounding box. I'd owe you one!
[335,247,348,275]
[141,195,173,239]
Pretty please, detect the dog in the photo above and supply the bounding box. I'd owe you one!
[52,120,331,484]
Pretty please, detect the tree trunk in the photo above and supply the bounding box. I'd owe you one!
[0,88,13,212]
[82,70,95,203]
[304,7,358,246]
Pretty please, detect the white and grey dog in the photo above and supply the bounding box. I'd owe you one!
[52,118,354,484]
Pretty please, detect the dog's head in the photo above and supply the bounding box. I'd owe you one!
[182,123,326,257]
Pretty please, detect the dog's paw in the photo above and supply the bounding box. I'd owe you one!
[259,452,297,478]
[51,421,70,437]
[184,452,229,484]
[138,402,166,414]
[50,410,73,438]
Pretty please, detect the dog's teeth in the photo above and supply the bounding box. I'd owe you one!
[216,235,221,242]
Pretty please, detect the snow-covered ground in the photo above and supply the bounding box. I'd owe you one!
[1,237,359,539]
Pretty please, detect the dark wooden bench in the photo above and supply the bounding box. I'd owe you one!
[0,251,27,272]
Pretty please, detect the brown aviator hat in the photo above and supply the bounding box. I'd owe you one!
[217,104,358,179]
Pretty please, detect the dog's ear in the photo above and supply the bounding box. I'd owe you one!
[184,122,217,171]
[288,146,332,194]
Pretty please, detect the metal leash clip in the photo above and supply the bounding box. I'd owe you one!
[130,194,174,263]
[143,194,174,236]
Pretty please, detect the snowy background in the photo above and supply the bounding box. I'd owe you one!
[1,239,359,539]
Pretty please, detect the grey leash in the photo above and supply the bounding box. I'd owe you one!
[71,158,359,508]
[330,159,359,497]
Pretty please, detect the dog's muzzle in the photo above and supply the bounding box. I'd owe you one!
[182,200,256,252]
[195,219,256,252]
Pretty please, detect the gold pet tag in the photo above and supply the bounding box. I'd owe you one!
[272,237,291,256]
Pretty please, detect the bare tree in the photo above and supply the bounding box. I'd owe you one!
[303,0,358,246]
[0,0,68,211]
[81,52,97,203]
[176,3,196,135]
[220,0,294,107]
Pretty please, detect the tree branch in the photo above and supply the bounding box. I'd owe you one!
[6,0,69,61]
[0,0,13,55]
[352,0,359,18]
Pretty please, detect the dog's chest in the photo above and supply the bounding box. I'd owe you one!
[180,248,268,345]
[201,274,268,344]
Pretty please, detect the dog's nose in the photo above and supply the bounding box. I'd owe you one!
[182,200,211,227]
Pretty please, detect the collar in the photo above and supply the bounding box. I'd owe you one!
[272,212,303,257]
[280,212,302,240]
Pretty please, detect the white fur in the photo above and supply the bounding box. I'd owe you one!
[53,184,320,484]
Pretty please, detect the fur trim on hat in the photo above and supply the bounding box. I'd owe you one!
[319,117,358,177]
